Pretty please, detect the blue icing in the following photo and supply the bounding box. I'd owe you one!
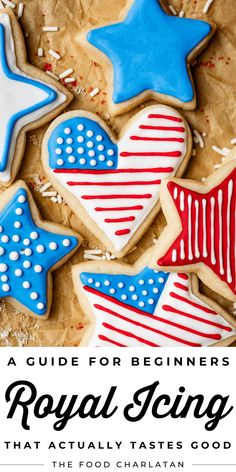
[0,188,78,316]
[87,0,211,104]
[0,23,58,173]
[48,117,118,170]
[80,267,169,315]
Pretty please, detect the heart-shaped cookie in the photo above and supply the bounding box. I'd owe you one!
[42,105,191,257]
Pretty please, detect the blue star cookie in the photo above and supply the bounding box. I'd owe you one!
[85,0,214,113]
[0,182,80,318]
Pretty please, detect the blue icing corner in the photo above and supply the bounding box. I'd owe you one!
[48,117,118,170]
[0,188,78,316]
[0,23,57,173]
[80,267,169,315]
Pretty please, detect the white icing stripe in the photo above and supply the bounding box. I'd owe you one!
[180,190,185,211]
[227,180,233,284]
[218,189,224,275]
[210,197,216,265]
[174,187,178,200]
[202,199,207,257]
[194,200,200,258]
[188,195,193,260]
[180,238,185,260]
[172,249,177,262]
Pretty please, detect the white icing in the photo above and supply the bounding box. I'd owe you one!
[0,14,66,183]
[180,190,185,211]
[218,189,224,275]
[227,180,233,284]
[202,199,207,257]
[188,195,193,260]
[180,238,185,260]
[210,197,216,265]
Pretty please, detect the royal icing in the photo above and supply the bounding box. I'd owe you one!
[86,0,212,106]
[0,187,78,316]
[47,106,188,253]
[158,168,236,297]
[0,13,67,184]
[79,268,235,347]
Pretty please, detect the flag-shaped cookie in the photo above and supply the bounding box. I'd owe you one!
[42,105,192,258]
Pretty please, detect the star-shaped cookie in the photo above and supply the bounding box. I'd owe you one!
[151,159,236,301]
[0,10,72,186]
[79,0,215,115]
[0,181,81,318]
[72,252,236,347]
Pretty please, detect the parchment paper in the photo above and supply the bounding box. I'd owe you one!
[0,0,236,346]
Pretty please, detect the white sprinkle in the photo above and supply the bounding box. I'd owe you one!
[42,191,57,197]
[59,68,73,79]
[57,194,62,204]
[193,137,199,144]
[2,0,15,8]
[84,249,103,255]
[46,71,59,81]
[38,47,44,57]
[51,197,58,203]
[193,129,205,148]
[84,254,104,261]
[202,132,207,137]
[203,0,215,14]
[18,2,24,17]
[179,10,185,17]
[168,4,177,15]
[230,138,236,145]
[64,77,76,84]
[223,147,231,154]
[90,87,100,97]
[49,49,61,60]
[202,177,207,182]
[212,145,229,157]
[192,149,197,156]
[42,26,59,32]
[40,182,51,193]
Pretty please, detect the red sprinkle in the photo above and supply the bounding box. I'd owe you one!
[43,62,52,72]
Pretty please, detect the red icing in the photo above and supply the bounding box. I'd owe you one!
[81,194,152,200]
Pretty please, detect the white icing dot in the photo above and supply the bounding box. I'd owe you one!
[23,281,31,289]
[87,130,94,138]
[110,288,116,294]
[34,265,43,273]
[2,284,10,292]
[49,242,58,250]
[121,294,127,300]
[30,292,39,300]
[88,278,94,284]
[78,147,85,154]
[107,149,114,156]
[87,141,94,148]
[12,235,20,242]
[158,277,165,283]
[142,290,148,296]
[18,195,26,203]
[1,275,8,282]
[139,301,145,308]
[57,159,64,166]
[77,124,84,131]
[62,239,71,247]
[79,158,86,165]
[95,282,101,288]
[99,155,105,162]
[55,148,62,155]
[148,279,154,285]
[25,248,32,256]
[138,279,145,285]
[15,269,23,277]
[132,294,138,301]
[66,146,73,154]
[30,232,38,240]
[23,238,30,246]
[0,247,5,256]
[14,221,21,229]
[96,135,103,142]
[64,127,71,135]
[97,144,104,151]
[77,136,85,143]
[107,160,114,167]
[104,280,110,286]
[0,226,3,233]
[1,235,9,243]
[90,159,97,167]
[153,287,159,294]
[129,285,136,292]
[68,156,76,163]
[36,245,45,253]
[66,137,73,144]
[23,260,31,269]
[88,150,96,157]
[37,302,45,310]
[118,282,124,288]
[9,251,19,261]
[57,137,64,145]
[148,299,155,305]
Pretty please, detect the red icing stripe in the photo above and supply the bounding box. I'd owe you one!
[178,274,188,280]
[148,114,183,123]
[54,167,173,174]
[139,125,185,132]
[120,151,181,157]
[174,282,189,292]
[98,335,126,347]
[105,217,135,223]
[170,291,217,315]
[102,322,159,347]
[162,305,230,334]
[115,229,131,236]
[95,205,143,212]
[81,194,152,200]
[130,136,184,143]
[67,180,161,186]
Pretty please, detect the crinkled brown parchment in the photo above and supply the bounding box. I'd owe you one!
[0,0,236,346]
